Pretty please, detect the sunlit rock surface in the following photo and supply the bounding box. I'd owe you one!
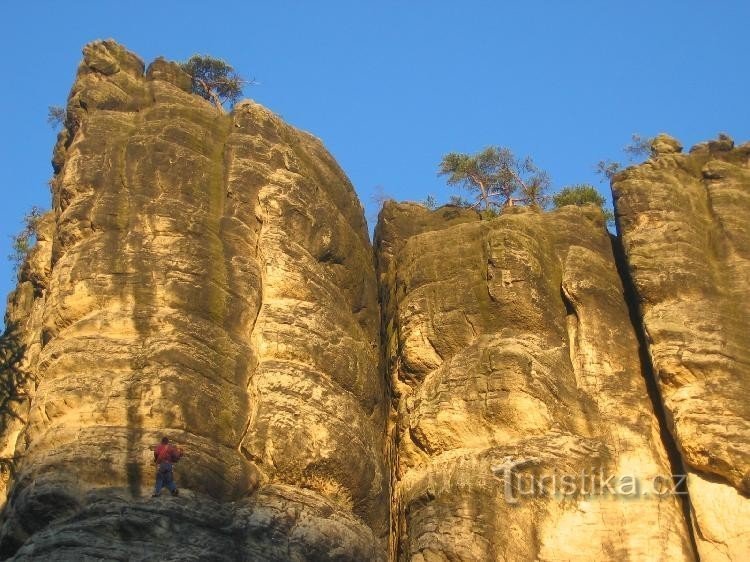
[375,202,694,561]
[0,39,747,561]
[0,40,386,561]
[614,134,750,562]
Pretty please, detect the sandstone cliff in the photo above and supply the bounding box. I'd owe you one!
[614,134,750,562]
[0,40,387,560]
[0,39,748,562]
[375,203,694,560]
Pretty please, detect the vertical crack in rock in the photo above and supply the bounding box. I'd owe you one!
[0,40,387,560]
[610,231,701,560]
[559,285,581,388]
[613,133,750,562]
[374,202,695,560]
[0,39,746,561]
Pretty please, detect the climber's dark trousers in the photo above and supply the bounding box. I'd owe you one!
[154,463,177,495]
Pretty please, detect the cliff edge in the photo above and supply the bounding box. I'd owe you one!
[614,134,750,561]
[0,40,748,562]
[0,40,387,560]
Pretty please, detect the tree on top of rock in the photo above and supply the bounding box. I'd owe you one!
[595,133,654,181]
[180,55,247,110]
[438,146,550,210]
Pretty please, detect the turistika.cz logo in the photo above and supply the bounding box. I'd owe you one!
[490,457,688,504]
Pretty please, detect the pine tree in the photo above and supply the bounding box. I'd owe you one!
[180,55,246,110]
[438,146,549,210]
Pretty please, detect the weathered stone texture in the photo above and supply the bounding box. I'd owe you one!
[1,38,747,561]
[375,203,694,561]
[614,134,750,562]
[0,40,386,560]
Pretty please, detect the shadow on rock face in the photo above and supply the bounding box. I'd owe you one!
[0,321,32,476]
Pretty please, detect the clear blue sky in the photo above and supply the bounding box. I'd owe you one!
[1,1,749,327]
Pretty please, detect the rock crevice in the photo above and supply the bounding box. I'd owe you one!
[613,134,750,562]
[374,203,694,561]
[0,41,748,561]
[0,40,386,561]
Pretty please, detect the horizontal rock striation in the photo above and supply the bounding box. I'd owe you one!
[1,39,748,561]
[614,134,750,562]
[375,203,694,561]
[0,40,386,560]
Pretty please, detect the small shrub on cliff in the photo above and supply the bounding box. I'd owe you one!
[595,133,654,181]
[594,159,622,181]
[47,105,66,130]
[180,55,247,110]
[552,184,614,223]
[422,194,438,210]
[623,133,652,160]
[8,207,43,273]
[300,474,354,511]
[438,146,550,210]
[553,184,604,208]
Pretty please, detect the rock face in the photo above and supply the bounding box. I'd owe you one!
[614,134,750,562]
[0,40,386,560]
[375,203,694,561]
[0,40,748,561]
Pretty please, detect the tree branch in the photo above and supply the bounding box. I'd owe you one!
[196,78,224,111]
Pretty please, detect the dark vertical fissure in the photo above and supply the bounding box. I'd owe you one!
[609,232,701,561]
[208,114,235,500]
[372,232,400,562]
[127,147,150,499]
[0,323,31,557]
[124,76,154,499]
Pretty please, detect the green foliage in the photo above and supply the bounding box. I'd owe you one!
[180,55,246,110]
[438,146,550,210]
[553,184,614,224]
[9,207,43,273]
[553,184,605,208]
[518,167,551,209]
[47,105,66,130]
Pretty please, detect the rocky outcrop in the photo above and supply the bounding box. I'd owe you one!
[1,39,748,561]
[614,134,750,562]
[0,40,386,560]
[375,203,694,561]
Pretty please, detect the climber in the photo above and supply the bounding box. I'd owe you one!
[152,436,183,497]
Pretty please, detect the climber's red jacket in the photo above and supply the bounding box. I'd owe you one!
[154,443,182,464]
